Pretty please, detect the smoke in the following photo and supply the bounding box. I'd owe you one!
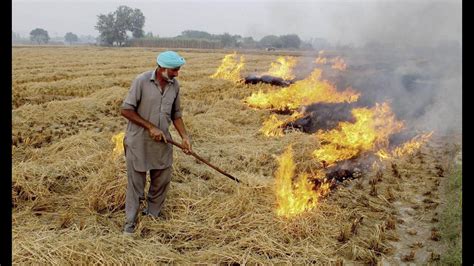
[241,1,461,138]
[329,43,462,137]
[349,0,462,136]
[411,65,462,134]
[356,0,462,48]
[296,0,463,136]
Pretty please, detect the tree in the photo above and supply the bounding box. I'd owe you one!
[30,28,50,44]
[145,32,154,38]
[180,30,213,39]
[241,36,257,49]
[95,5,145,46]
[64,32,79,44]
[12,31,22,43]
[96,13,116,46]
[130,9,145,38]
[280,34,301,49]
[300,41,314,50]
[219,33,235,47]
[310,37,331,50]
[259,35,282,48]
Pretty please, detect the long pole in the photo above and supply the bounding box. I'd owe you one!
[166,138,240,183]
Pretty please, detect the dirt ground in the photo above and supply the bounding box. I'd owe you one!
[12,46,461,264]
[381,135,461,264]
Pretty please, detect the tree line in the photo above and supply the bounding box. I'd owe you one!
[15,5,332,49]
[93,6,308,49]
[172,31,305,49]
[13,29,87,45]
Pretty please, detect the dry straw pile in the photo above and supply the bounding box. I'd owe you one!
[13,47,454,264]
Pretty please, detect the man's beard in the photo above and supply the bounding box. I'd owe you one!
[161,70,172,82]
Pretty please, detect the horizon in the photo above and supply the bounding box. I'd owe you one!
[12,0,461,46]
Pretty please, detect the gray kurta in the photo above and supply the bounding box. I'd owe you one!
[121,69,182,172]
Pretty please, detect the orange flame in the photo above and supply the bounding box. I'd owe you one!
[376,131,434,160]
[375,149,391,160]
[392,131,433,157]
[315,50,328,65]
[260,112,304,137]
[260,115,287,137]
[331,57,347,71]
[210,53,245,82]
[266,56,297,80]
[245,68,360,110]
[315,53,347,71]
[313,102,405,166]
[275,145,330,218]
[315,56,327,65]
[111,132,125,158]
[315,50,327,64]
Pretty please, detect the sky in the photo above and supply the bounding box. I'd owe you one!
[12,0,462,46]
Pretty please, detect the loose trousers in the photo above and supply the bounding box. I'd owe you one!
[124,153,172,229]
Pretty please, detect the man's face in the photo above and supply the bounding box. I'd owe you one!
[161,67,180,81]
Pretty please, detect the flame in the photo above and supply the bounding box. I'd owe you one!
[260,114,287,137]
[260,112,304,137]
[331,57,347,71]
[245,68,360,110]
[315,50,328,65]
[275,145,330,218]
[210,53,245,82]
[313,102,405,166]
[376,149,391,160]
[266,56,297,80]
[315,53,347,71]
[376,131,434,160]
[111,132,125,158]
[392,131,433,157]
[315,56,327,65]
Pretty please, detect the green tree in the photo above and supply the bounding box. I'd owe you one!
[213,33,241,48]
[219,33,235,47]
[96,13,116,46]
[30,28,50,44]
[12,31,22,43]
[130,9,145,38]
[145,32,154,38]
[280,34,301,49]
[95,5,145,46]
[64,32,79,44]
[114,6,132,45]
[300,41,314,50]
[241,36,257,49]
[180,30,213,39]
[259,35,282,48]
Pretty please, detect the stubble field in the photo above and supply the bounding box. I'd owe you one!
[12,46,460,264]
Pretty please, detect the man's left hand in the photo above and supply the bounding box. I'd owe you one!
[182,137,192,155]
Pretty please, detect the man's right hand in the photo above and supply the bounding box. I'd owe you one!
[148,127,167,143]
[120,109,168,143]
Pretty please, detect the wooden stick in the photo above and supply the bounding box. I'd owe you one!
[166,138,240,183]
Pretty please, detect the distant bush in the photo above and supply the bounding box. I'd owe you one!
[128,37,223,49]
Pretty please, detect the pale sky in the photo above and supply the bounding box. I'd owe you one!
[12,0,461,45]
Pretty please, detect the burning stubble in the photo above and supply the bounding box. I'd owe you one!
[233,47,450,217]
[210,53,245,83]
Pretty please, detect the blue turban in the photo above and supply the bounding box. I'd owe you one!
[156,51,186,68]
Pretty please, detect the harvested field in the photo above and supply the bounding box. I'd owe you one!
[13,46,461,264]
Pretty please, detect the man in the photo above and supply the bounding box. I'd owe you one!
[120,51,191,235]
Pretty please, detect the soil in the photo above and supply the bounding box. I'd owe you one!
[381,134,460,264]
